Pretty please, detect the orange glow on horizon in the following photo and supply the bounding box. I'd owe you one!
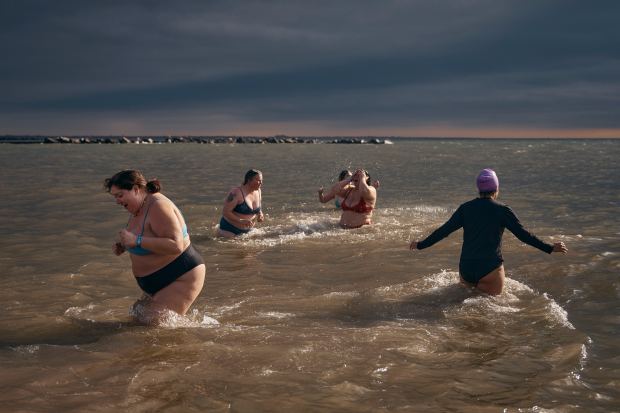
[200,123,620,139]
[5,118,620,139]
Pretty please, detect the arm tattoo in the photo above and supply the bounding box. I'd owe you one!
[226,192,235,203]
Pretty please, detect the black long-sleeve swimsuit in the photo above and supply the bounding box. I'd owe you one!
[417,198,553,284]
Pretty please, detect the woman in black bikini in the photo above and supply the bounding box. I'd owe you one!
[105,170,205,324]
[217,169,265,238]
[409,169,567,295]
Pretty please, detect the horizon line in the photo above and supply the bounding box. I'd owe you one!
[1,134,619,140]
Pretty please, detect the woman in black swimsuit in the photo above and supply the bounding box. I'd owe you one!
[217,169,265,238]
[409,169,567,295]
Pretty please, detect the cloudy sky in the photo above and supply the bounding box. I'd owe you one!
[1,0,619,137]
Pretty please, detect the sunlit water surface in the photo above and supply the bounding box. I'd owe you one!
[0,140,618,412]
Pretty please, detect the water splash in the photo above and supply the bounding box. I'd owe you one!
[128,302,220,329]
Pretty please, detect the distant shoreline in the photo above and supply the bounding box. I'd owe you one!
[1,135,617,144]
[0,135,393,145]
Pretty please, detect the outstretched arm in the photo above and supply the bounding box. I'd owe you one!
[503,206,558,254]
[410,206,463,251]
[318,183,337,203]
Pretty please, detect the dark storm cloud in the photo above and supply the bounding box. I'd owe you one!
[1,0,619,135]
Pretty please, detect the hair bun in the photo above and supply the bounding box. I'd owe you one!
[146,179,162,193]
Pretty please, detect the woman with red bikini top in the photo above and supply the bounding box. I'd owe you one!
[336,169,377,229]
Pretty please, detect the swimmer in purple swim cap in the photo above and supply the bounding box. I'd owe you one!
[476,168,499,192]
[410,168,568,295]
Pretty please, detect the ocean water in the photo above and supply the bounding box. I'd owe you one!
[0,139,618,412]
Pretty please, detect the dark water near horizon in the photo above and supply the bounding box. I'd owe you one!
[0,140,618,412]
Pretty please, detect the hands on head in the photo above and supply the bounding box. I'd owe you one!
[353,169,365,179]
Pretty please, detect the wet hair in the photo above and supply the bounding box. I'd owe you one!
[104,170,161,194]
[338,170,352,181]
[243,169,262,184]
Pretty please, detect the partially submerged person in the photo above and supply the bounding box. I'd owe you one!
[319,169,380,209]
[409,168,567,295]
[105,170,205,324]
[328,168,377,229]
[217,169,265,237]
[318,170,352,209]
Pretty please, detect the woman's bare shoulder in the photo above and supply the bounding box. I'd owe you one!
[149,194,176,213]
[225,187,242,202]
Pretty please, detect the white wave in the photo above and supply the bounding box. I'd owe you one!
[213,205,450,247]
[256,311,295,319]
[460,277,575,329]
[64,304,99,322]
[423,269,461,289]
[64,305,92,317]
[461,295,521,314]
[407,270,576,331]
[242,220,347,247]
[542,293,575,329]
[211,300,248,316]
[129,302,220,329]
[321,291,360,299]
[504,281,574,330]
[200,314,220,326]
[11,345,40,354]
[411,205,449,214]
[504,277,535,294]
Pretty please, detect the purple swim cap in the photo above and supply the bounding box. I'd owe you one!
[476,168,499,192]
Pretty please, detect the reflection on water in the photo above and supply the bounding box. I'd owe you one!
[0,140,618,412]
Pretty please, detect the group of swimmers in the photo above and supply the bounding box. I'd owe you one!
[104,168,567,324]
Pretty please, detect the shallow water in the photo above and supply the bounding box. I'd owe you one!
[0,139,618,412]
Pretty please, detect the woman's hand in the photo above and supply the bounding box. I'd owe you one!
[409,240,419,250]
[113,242,126,256]
[552,241,568,253]
[239,217,256,228]
[257,212,265,222]
[351,169,362,184]
[119,229,138,248]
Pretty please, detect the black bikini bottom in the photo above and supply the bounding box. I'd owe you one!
[459,257,503,286]
[135,244,204,296]
[219,217,251,235]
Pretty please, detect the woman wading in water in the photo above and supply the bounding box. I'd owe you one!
[217,169,265,237]
[105,170,205,324]
[330,169,377,229]
[410,168,567,295]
